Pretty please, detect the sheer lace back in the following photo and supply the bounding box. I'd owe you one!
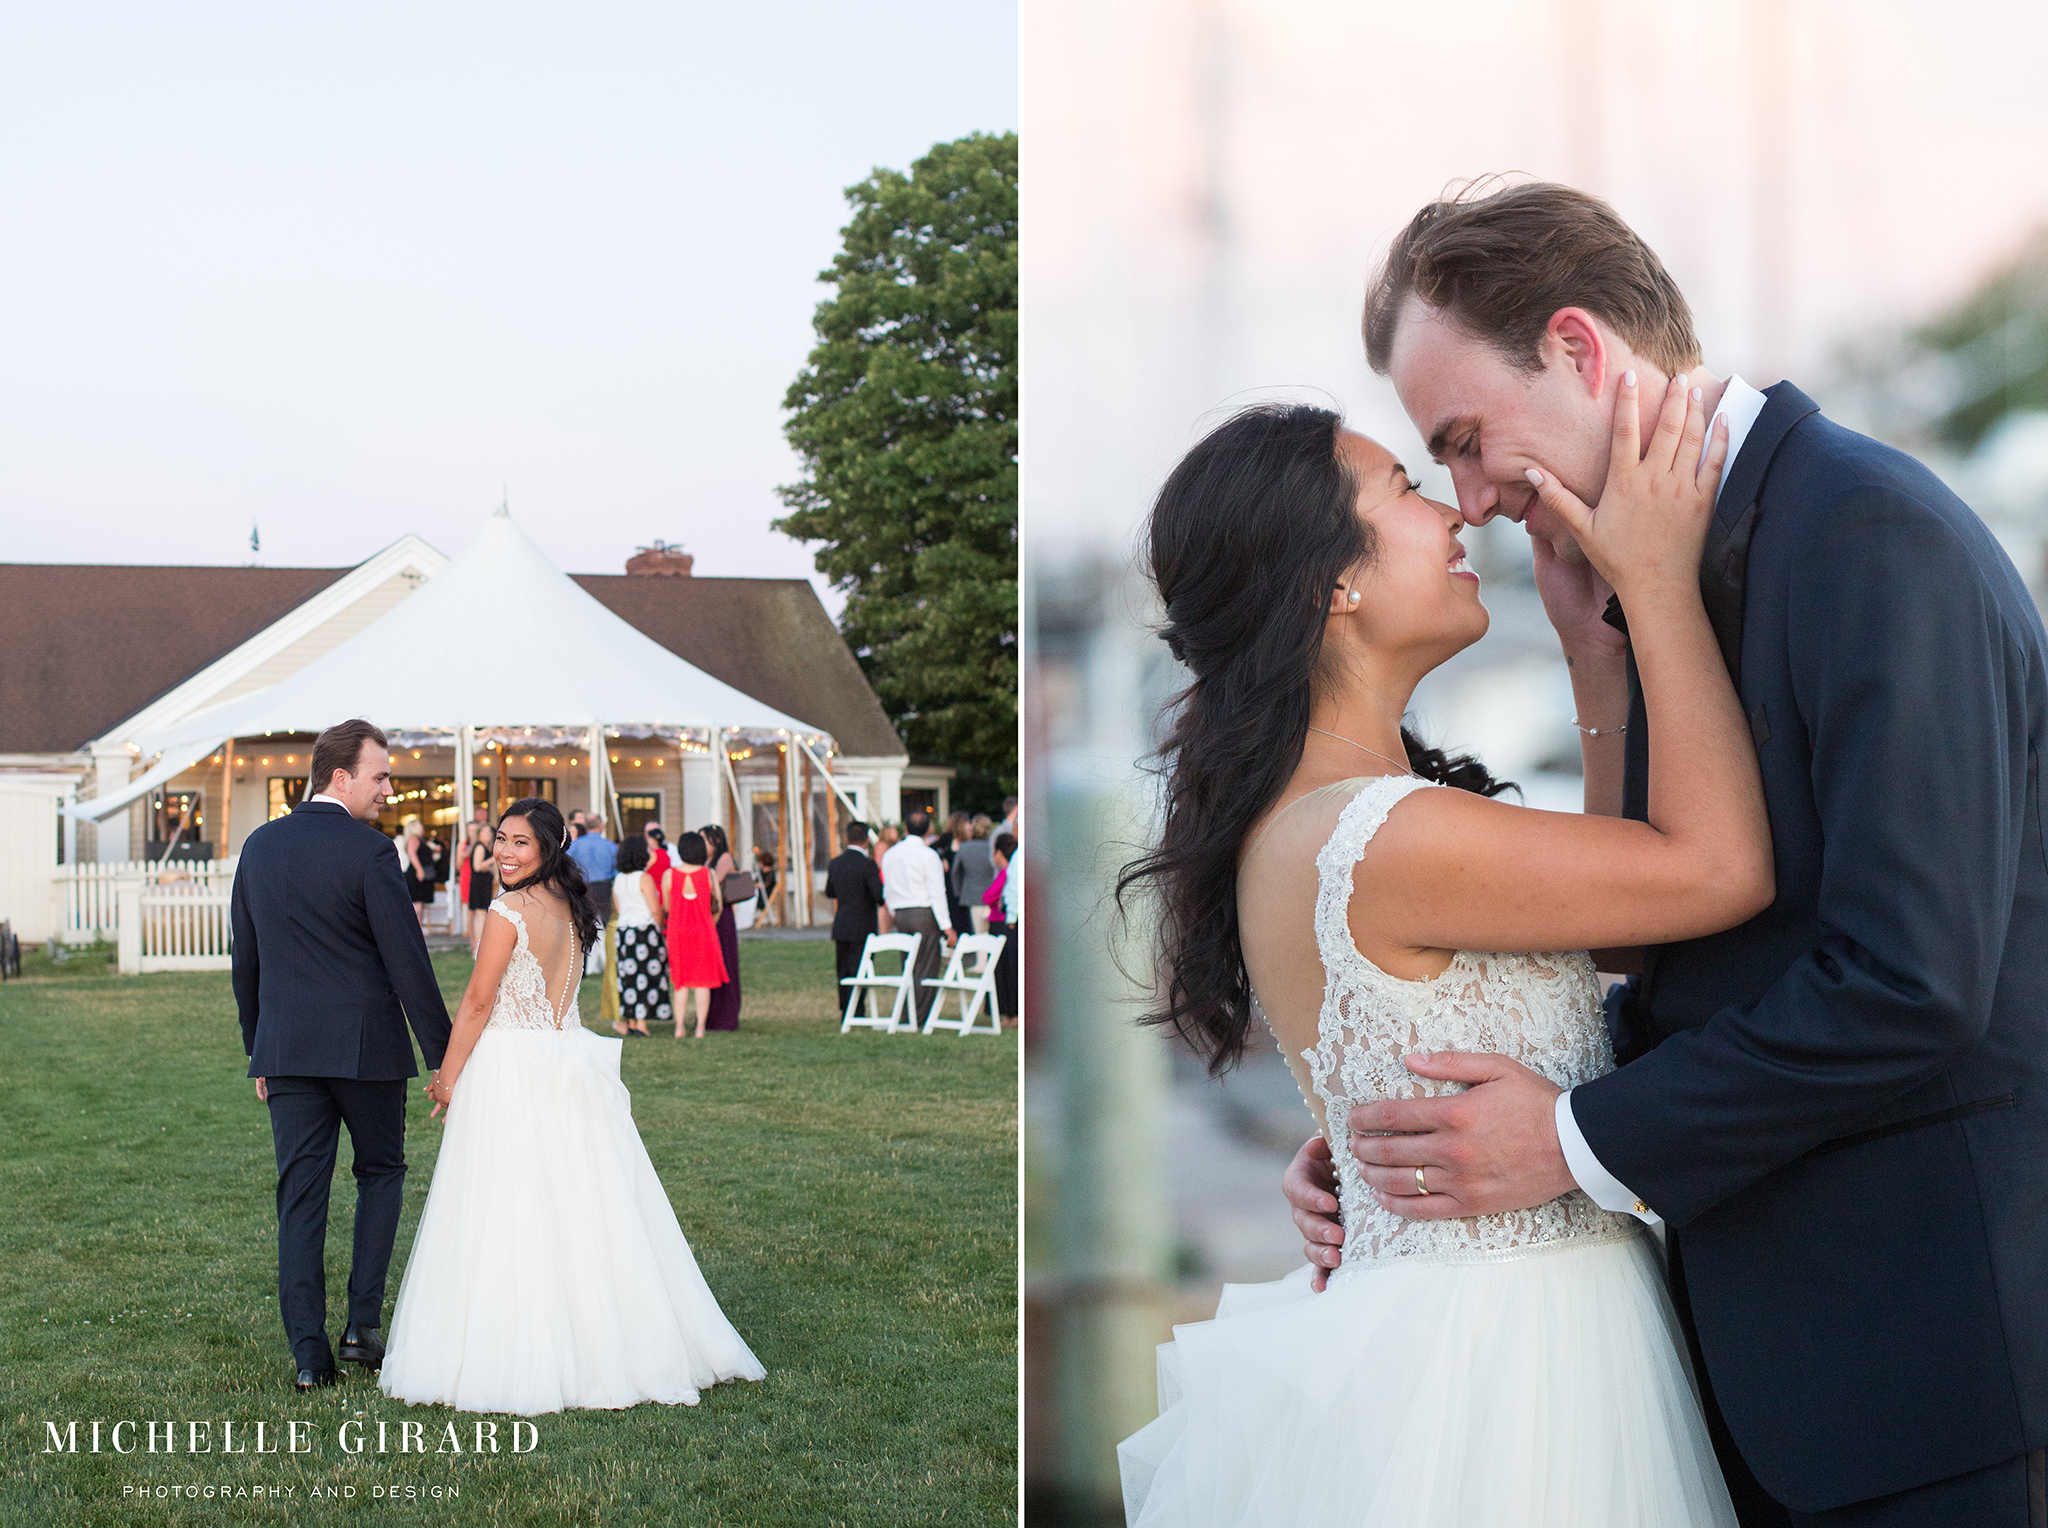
[1255,775,1636,1276]
[486,897,581,1032]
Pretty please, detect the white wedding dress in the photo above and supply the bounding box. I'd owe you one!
[1118,776,1736,1527]
[380,898,765,1415]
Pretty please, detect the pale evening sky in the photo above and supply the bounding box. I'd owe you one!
[0,3,1018,606]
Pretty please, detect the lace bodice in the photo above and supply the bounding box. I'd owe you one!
[1284,775,1636,1277]
[485,899,579,1033]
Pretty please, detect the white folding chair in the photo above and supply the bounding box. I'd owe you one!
[921,933,1007,1036]
[839,932,923,1033]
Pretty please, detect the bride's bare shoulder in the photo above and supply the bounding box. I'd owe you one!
[1241,776,1390,872]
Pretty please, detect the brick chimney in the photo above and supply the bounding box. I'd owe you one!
[626,539,694,576]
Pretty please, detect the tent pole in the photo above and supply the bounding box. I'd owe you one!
[717,730,743,851]
[453,727,471,934]
[779,738,795,928]
[587,726,603,820]
[797,740,859,821]
[456,725,472,842]
[822,741,840,858]
[219,739,234,860]
[797,739,814,926]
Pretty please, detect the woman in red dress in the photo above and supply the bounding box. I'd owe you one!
[665,831,727,1039]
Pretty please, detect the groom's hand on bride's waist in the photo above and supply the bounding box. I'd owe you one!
[1349,1054,1576,1222]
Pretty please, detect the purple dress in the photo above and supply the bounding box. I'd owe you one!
[705,857,743,1031]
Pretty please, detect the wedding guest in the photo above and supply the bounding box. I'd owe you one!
[644,824,673,899]
[949,812,994,937]
[608,836,669,1038]
[665,832,726,1040]
[397,817,434,932]
[937,811,969,936]
[464,824,497,956]
[988,831,1019,1023]
[456,823,472,912]
[753,844,782,929]
[700,823,744,1032]
[881,809,955,1022]
[1002,796,1019,839]
[568,814,617,925]
[825,821,886,997]
[873,823,901,934]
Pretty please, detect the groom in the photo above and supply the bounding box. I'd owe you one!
[230,718,452,1390]
[1280,183,2048,1526]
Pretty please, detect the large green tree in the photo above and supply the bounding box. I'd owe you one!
[775,132,1017,783]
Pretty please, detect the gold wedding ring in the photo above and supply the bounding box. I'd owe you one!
[1415,1165,1429,1196]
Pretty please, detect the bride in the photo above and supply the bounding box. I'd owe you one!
[1117,375,1751,1524]
[379,796,765,1415]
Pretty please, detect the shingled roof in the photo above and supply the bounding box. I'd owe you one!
[0,564,349,754]
[573,574,903,758]
[0,563,904,760]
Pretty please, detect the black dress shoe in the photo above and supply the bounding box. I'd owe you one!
[338,1324,386,1369]
[294,1367,340,1391]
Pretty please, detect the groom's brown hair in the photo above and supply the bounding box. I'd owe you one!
[1364,179,1701,379]
[310,718,388,794]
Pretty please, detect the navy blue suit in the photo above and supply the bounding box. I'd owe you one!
[1574,384,2048,1523]
[230,800,453,1371]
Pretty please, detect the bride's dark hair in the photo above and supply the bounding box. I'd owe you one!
[1118,402,1513,1074]
[498,796,598,953]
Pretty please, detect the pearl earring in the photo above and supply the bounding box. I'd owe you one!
[1347,589,1361,605]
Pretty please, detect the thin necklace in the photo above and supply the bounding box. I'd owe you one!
[1306,726,1415,777]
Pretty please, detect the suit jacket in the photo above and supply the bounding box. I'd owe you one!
[824,848,885,944]
[951,837,997,909]
[231,801,454,1080]
[1573,383,2048,1511]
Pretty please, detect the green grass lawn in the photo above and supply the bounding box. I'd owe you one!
[0,939,1017,1527]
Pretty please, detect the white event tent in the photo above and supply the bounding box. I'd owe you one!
[70,510,844,911]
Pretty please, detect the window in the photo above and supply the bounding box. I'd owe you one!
[268,778,309,821]
[616,792,662,839]
[152,790,203,844]
[506,778,557,806]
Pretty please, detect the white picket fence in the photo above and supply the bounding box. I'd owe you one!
[53,858,239,973]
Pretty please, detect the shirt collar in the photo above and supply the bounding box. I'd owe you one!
[309,793,352,814]
[1700,374,1768,505]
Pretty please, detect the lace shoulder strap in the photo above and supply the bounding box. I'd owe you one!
[488,897,529,945]
[1312,775,1437,979]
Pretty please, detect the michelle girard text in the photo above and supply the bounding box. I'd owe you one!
[41,1419,540,1456]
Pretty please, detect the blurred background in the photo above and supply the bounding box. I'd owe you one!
[1020,0,2048,1521]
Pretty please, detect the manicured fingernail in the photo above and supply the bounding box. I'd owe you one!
[1690,387,1703,401]
[1673,372,1688,387]
[1622,369,1635,386]
[1524,469,1543,486]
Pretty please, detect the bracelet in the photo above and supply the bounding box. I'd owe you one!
[1574,718,1627,737]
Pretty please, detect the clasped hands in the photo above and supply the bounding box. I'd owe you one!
[1283,1052,1578,1291]
[425,1070,455,1118]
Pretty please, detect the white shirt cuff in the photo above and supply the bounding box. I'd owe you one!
[1556,1088,1661,1226]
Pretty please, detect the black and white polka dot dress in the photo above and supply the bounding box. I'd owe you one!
[612,872,672,1026]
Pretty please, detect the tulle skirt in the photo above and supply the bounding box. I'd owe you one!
[1119,1230,1736,1528]
[380,1022,766,1415]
